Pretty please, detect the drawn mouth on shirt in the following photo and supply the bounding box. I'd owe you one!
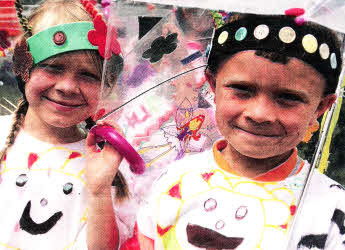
[19,201,63,235]
[186,223,244,249]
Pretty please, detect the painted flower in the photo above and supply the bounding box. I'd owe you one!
[12,38,33,83]
[88,14,121,59]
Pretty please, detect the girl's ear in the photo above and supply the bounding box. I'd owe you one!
[315,94,337,119]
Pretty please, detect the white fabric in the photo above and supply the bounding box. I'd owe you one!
[0,115,130,249]
[137,149,345,249]
[136,0,345,33]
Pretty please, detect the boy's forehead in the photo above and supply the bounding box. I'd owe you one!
[218,50,325,90]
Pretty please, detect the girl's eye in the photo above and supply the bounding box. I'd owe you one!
[80,71,101,82]
[63,182,73,195]
[16,174,28,187]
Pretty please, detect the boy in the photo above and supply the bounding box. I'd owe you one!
[137,13,345,249]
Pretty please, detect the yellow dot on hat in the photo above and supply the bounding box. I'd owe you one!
[254,24,269,40]
[302,34,318,53]
[319,43,330,59]
[279,27,296,43]
[330,53,337,69]
[218,31,229,45]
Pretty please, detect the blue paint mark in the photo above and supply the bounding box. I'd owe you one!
[181,51,203,65]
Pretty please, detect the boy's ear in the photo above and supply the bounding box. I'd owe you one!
[315,94,337,118]
[205,70,216,103]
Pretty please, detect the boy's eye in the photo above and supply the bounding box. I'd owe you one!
[276,93,305,106]
[227,84,255,98]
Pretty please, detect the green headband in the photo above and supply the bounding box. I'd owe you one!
[27,22,98,64]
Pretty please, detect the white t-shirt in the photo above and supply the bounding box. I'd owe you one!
[137,140,345,250]
[0,115,133,249]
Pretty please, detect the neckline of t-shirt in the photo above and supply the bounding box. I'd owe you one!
[213,140,304,182]
[17,129,85,148]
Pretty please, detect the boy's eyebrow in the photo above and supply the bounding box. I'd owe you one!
[275,88,310,101]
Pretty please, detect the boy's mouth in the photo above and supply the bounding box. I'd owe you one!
[234,126,282,138]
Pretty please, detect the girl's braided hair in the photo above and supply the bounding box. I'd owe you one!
[3,0,128,200]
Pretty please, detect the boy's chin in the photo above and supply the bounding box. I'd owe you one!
[233,145,292,160]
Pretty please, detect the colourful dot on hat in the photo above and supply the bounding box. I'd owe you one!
[253,24,269,40]
[330,53,337,69]
[218,31,229,45]
[53,31,66,46]
[235,27,247,41]
[302,34,318,53]
[279,27,296,43]
[319,43,330,60]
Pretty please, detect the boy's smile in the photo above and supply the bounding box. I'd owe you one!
[212,50,335,160]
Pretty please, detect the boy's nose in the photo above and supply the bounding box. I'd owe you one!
[244,96,276,124]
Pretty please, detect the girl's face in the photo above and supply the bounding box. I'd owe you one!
[25,51,102,128]
[212,50,335,159]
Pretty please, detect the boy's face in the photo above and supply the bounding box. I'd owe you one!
[212,50,335,159]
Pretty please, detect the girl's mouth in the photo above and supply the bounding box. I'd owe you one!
[43,96,85,111]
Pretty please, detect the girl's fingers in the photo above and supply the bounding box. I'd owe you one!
[96,119,124,137]
[86,130,99,153]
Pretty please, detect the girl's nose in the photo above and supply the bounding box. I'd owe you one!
[55,74,80,95]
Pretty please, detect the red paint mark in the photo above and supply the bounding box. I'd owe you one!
[126,105,151,128]
[186,82,193,88]
[69,152,82,159]
[132,109,175,146]
[202,172,214,182]
[3,153,6,161]
[168,183,181,199]
[14,222,20,232]
[146,3,156,11]
[280,224,288,229]
[28,153,38,170]
[290,205,297,216]
[285,8,305,17]
[157,224,173,236]
[186,41,202,51]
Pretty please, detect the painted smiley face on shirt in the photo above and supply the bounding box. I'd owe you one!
[0,147,87,250]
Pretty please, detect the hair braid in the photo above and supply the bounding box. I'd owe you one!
[15,0,32,37]
[112,171,129,201]
[0,98,28,162]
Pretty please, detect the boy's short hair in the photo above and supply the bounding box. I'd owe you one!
[206,13,343,95]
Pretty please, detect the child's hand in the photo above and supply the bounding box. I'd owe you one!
[85,120,124,196]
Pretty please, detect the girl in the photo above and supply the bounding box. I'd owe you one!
[0,0,128,249]
[137,13,345,249]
